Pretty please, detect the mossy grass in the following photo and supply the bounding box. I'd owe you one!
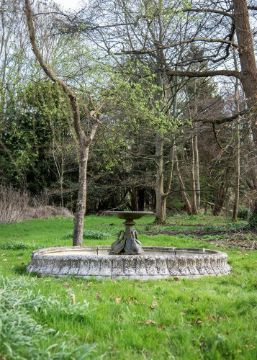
[0,214,257,359]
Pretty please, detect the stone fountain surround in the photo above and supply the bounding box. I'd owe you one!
[27,246,231,279]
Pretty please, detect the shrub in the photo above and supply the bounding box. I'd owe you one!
[65,229,110,240]
[0,185,29,223]
[0,185,72,223]
[0,242,33,250]
[203,223,248,233]
[23,206,72,220]
[238,208,250,220]
[249,212,257,229]
[83,230,110,239]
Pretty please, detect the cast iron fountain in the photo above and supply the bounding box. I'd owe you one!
[27,211,231,279]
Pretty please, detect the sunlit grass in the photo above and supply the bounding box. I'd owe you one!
[0,214,257,359]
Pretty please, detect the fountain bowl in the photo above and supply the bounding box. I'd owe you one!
[27,246,231,279]
[103,211,154,220]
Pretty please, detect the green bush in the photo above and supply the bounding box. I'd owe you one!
[0,242,33,250]
[238,208,250,220]
[203,223,248,233]
[249,212,257,229]
[83,230,110,239]
[65,229,110,240]
[168,198,184,213]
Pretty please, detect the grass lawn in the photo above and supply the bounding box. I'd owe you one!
[0,214,257,359]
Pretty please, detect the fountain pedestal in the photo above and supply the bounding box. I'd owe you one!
[105,211,153,255]
[110,219,142,255]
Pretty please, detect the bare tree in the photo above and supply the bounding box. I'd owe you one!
[24,0,102,246]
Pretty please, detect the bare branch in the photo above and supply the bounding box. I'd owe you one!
[166,69,241,79]
[119,38,238,56]
[248,6,257,11]
[195,109,249,125]
[182,7,233,18]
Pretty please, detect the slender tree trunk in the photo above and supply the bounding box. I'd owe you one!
[232,134,240,220]
[137,188,145,211]
[59,150,64,207]
[130,188,138,210]
[60,176,64,207]
[73,147,89,246]
[191,135,197,214]
[191,80,201,211]
[175,152,192,215]
[154,65,173,224]
[232,53,241,221]
[155,134,167,224]
[213,183,228,216]
[232,118,240,221]
[194,125,201,209]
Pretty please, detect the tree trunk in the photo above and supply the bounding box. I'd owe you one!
[213,183,228,216]
[60,151,64,207]
[232,120,241,222]
[137,188,145,211]
[155,195,167,224]
[155,134,167,224]
[194,126,201,209]
[232,60,241,221]
[60,176,64,207]
[73,147,89,246]
[191,135,198,214]
[129,188,138,210]
[233,0,257,141]
[233,0,257,222]
[175,153,192,215]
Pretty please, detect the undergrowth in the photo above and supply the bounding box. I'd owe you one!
[65,229,111,241]
[0,242,35,250]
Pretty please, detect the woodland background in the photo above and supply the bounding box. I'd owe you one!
[1,0,257,225]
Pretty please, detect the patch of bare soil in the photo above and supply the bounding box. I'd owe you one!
[209,233,257,250]
[161,223,227,227]
[144,229,257,250]
[144,229,238,237]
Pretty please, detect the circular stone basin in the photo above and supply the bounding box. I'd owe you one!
[27,246,231,279]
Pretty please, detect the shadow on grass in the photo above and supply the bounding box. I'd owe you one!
[14,265,41,278]
[14,264,28,275]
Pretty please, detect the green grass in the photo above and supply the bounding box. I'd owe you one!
[0,214,257,359]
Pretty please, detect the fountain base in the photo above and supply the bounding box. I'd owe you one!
[27,246,231,279]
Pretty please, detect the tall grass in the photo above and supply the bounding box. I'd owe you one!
[0,185,29,223]
[0,277,93,360]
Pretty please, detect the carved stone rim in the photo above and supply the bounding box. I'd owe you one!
[30,246,226,258]
[27,246,231,279]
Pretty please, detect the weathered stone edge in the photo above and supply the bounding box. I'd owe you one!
[27,246,231,279]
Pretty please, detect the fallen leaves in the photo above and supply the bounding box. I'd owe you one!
[150,299,158,310]
[96,292,102,301]
[144,319,156,325]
